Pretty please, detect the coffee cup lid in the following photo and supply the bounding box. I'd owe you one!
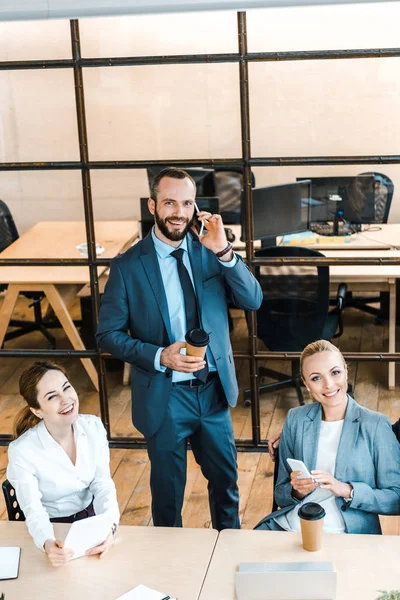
[298,502,326,521]
[185,328,209,347]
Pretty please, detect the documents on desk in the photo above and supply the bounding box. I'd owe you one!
[235,561,336,600]
[116,584,176,600]
[0,546,21,580]
[63,513,113,560]
[282,231,351,246]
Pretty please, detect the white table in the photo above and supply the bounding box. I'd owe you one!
[199,529,400,600]
[0,521,218,600]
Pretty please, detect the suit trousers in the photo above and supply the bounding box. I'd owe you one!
[145,375,240,530]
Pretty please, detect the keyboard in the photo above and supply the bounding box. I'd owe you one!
[310,223,353,237]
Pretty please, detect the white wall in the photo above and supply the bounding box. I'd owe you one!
[1,3,400,231]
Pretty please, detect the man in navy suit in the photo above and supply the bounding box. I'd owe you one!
[96,167,262,529]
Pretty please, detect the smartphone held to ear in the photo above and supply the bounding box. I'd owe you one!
[286,458,313,480]
[194,202,205,236]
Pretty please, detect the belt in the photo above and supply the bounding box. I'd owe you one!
[174,371,218,387]
[50,501,95,524]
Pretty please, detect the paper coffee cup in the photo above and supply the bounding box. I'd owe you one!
[185,328,209,358]
[298,502,326,552]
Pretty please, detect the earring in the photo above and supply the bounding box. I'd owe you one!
[306,388,310,392]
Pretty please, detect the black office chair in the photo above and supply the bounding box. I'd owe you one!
[201,167,256,225]
[244,246,347,406]
[2,479,25,521]
[271,444,279,512]
[393,419,400,444]
[346,172,395,320]
[0,200,56,347]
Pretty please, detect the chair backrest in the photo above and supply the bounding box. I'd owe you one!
[254,246,330,352]
[2,479,26,521]
[0,199,19,253]
[201,168,256,224]
[393,419,400,444]
[272,445,279,512]
[358,172,394,224]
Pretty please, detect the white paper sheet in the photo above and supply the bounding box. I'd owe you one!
[0,547,21,580]
[63,513,113,560]
[116,583,176,600]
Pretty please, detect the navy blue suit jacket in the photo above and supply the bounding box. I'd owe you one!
[96,231,262,438]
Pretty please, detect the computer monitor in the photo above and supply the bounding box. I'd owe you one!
[296,176,376,227]
[139,196,220,239]
[146,167,214,197]
[242,181,311,244]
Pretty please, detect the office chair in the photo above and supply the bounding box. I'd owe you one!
[243,246,347,406]
[271,444,279,513]
[2,479,26,521]
[201,167,256,225]
[346,172,395,321]
[0,199,56,347]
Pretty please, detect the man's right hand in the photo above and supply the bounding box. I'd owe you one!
[160,342,206,373]
[44,539,74,567]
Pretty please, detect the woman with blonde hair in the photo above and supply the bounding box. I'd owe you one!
[7,361,119,566]
[256,340,400,533]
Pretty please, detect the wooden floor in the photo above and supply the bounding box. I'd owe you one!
[0,295,399,534]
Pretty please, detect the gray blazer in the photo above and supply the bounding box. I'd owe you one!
[96,230,262,438]
[260,396,400,534]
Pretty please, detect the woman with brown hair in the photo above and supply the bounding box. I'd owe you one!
[7,361,119,567]
[256,340,400,533]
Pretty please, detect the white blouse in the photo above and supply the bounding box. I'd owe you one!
[7,414,120,550]
[274,419,346,533]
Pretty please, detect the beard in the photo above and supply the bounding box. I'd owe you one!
[154,207,194,242]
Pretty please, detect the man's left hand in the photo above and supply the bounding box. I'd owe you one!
[192,212,233,261]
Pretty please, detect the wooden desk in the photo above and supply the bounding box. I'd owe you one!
[0,222,139,390]
[199,529,400,600]
[0,521,218,600]
[324,250,400,389]
[231,223,400,251]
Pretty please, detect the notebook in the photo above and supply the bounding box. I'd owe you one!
[0,547,21,580]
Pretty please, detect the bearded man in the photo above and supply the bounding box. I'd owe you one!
[97,167,262,529]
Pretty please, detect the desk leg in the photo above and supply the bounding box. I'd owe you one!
[0,285,20,346]
[389,280,396,390]
[45,284,99,391]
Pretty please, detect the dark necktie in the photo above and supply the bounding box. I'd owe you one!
[171,248,208,383]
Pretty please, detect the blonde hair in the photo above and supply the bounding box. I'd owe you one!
[300,340,345,379]
[14,361,68,439]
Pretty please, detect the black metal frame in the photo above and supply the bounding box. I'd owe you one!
[1,13,400,449]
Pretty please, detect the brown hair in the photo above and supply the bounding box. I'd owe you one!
[300,340,345,379]
[14,361,68,439]
[150,167,196,203]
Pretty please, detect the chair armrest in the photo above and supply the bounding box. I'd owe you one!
[336,282,348,311]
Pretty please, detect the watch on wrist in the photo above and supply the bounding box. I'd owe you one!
[344,483,354,503]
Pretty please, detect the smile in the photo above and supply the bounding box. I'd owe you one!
[58,403,75,415]
[168,220,186,226]
[323,389,340,398]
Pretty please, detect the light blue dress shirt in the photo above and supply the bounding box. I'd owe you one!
[151,228,236,382]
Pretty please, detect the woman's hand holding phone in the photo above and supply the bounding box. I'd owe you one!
[287,458,317,499]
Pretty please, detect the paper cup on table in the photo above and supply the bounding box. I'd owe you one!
[298,502,326,552]
[185,328,209,358]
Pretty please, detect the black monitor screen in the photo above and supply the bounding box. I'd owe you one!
[296,176,376,224]
[248,181,310,241]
